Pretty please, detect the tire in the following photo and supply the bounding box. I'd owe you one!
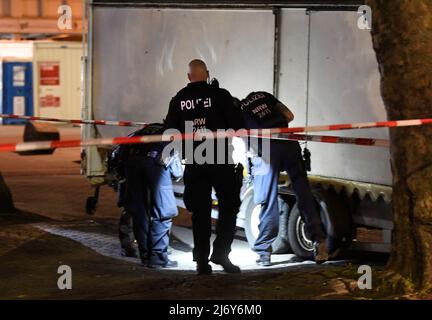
[314,188,352,256]
[272,198,292,254]
[288,204,314,260]
[243,191,292,254]
[244,195,261,248]
[314,189,352,243]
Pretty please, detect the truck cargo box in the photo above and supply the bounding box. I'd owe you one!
[83,2,390,187]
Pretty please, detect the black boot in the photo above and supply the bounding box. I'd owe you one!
[197,262,213,275]
[210,256,241,274]
[121,246,137,258]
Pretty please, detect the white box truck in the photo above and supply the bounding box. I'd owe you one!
[81,1,392,260]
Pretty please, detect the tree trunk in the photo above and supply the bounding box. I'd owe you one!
[0,172,14,214]
[367,0,432,291]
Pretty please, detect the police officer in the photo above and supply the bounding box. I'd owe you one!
[238,91,328,266]
[123,123,182,268]
[165,59,244,275]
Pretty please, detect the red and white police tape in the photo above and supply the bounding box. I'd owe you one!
[0,133,389,153]
[272,118,432,135]
[1,113,431,132]
[0,113,147,127]
[274,133,390,147]
[0,117,431,153]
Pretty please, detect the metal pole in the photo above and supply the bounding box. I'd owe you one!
[273,8,281,98]
[305,9,311,136]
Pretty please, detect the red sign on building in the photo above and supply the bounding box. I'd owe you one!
[39,62,60,86]
[40,95,61,108]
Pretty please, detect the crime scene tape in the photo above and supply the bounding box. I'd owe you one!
[1,113,431,132]
[271,118,432,135]
[0,117,430,153]
[0,114,147,127]
[0,133,388,153]
[274,133,390,147]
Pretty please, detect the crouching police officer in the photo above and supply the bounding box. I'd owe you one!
[122,123,182,268]
[165,59,244,275]
[237,92,328,266]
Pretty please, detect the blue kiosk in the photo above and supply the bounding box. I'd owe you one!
[1,61,34,125]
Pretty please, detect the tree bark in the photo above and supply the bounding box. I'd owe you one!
[0,172,14,214]
[367,0,432,290]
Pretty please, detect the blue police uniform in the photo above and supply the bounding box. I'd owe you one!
[239,92,327,263]
[121,123,181,267]
[165,81,244,274]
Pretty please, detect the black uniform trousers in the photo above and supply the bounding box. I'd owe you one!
[183,164,241,264]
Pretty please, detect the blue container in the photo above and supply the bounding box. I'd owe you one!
[1,61,33,125]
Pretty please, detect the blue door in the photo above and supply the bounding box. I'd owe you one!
[2,62,33,125]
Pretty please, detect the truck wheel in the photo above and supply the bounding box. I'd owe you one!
[314,188,352,256]
[244,197,261,248]
[86,196,97,215]
[243,192,292,254]
[288,204,314,260]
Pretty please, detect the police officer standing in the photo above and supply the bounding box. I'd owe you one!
[237,91,328,266]
[123,123,182,268]
[165,59,244,275]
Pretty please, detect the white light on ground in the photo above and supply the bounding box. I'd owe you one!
[36,224,318,271]
[170,226,315,271]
